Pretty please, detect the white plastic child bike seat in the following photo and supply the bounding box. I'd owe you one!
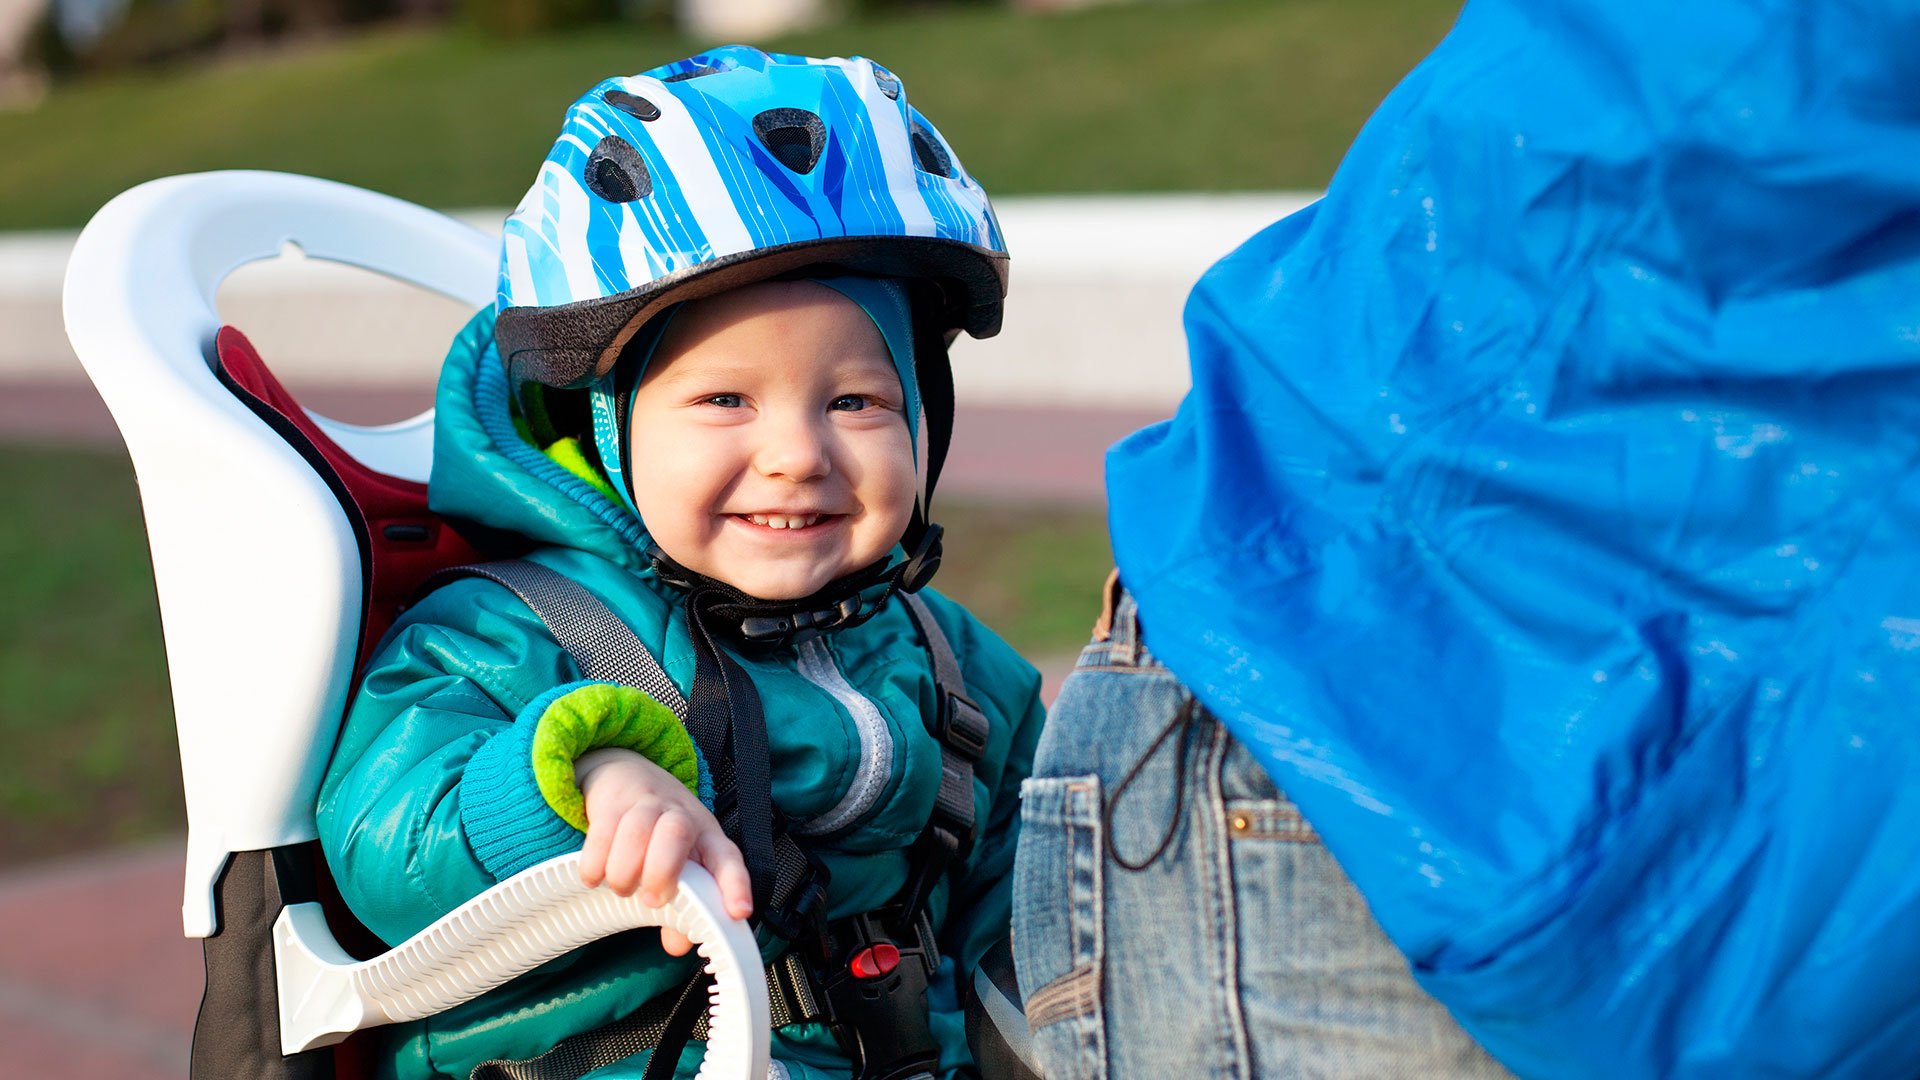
[63,170,485,936]
[63,171,769,1079]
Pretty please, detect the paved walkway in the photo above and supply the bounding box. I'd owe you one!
[0,380,1166,506]
[0,654,1082,1076]
[0,843,197,1079]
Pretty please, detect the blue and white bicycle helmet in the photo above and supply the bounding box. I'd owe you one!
[495,45,1008,391]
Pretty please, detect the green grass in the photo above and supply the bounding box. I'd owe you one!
[0,446,1108,866]
[0,0,1462,231]
[0,448,176,866]
[936,500,1113,659]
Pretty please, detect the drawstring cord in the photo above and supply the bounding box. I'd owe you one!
[1104,697,1201,872]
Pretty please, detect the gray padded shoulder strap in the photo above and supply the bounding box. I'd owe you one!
[427,560,690,721]
[898,592,963,694]
[897,592,988,853]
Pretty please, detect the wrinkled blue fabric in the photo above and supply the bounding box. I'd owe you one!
[1106,1,1920,1077]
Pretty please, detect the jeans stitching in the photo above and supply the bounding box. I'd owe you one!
[1199,720,1255,1079]
[1016,775,1108,1078]
[1075,779,1106,1073]
[1224,801,1319,843]
[1067,664,1170,676]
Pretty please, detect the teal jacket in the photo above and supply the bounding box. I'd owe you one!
[316,310,1045,1080]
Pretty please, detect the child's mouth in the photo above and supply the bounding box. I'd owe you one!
[736,513,835,531]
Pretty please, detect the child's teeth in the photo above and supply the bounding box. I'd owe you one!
[746,514,823,529]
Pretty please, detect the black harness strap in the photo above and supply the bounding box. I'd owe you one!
[467,954,827,1080]
[685,585,783,929]
[469,973,709,1080]
[425,561,826,937]
[637,970,714,1080]
[430,566,985,1080]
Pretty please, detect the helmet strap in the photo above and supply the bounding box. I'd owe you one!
[645,525,943,645]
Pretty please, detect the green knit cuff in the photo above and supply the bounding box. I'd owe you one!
[532,683,700,832]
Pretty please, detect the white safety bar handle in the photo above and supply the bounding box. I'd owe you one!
[276,854,769,1079]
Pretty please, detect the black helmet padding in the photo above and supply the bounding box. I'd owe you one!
[496,236,1008,389]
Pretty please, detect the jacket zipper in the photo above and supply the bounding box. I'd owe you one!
[790,637,893,836]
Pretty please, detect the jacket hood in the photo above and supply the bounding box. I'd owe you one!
[429,307,655,572]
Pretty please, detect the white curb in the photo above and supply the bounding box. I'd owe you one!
[5,192,1317,409]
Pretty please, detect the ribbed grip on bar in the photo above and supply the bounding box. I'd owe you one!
[273,853,768,1079]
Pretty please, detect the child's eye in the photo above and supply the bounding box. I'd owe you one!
[830,394,872,412]
[702,394,743,408]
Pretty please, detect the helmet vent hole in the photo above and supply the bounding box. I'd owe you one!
[584,136,651,202]
[872,66,901,100]
[604,90,660,122]
[909,122,953,178]
[663,65,723,83]
[752,108,826,175]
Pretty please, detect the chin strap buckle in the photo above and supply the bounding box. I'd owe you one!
[649,537,942,645]
[739,595,870,642]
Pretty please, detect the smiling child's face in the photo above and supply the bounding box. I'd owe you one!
[625,280,917,601]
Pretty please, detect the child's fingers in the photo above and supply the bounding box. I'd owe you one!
[603,803,663,897]
[695,831,754,921]
[579,813,616,888]
[660,927,695,957]
[637,808,699,908]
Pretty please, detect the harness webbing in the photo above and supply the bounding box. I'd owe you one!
[424,561,825,931]
[429,564,985,1080]
[421,560,688,718]
[467,952,825,1080]
[895,593,988,916]
[685,585,781,925]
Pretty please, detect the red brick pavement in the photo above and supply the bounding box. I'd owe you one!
[0,844,197,1080]
[0,656,1082,1078]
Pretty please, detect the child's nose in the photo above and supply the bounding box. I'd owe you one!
[753,416,832,482]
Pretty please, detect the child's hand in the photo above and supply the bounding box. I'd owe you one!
[575,748,753,956]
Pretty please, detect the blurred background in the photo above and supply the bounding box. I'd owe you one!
[0,0,1457,1073]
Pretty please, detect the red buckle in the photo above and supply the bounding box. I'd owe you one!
[849,943,901,980]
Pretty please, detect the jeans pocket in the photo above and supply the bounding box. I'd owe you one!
[1012,775,1106,1080]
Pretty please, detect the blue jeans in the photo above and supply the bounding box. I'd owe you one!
[1012,579,1511,1079]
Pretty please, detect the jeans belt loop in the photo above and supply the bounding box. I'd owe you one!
[1113,585,1142,666]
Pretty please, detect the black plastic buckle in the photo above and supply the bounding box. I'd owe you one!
[740,594,878,643]
[938,691,990,762]
[897,822,966,920]
[760,887,824,943]
[808,908,942,1080]
[759,864,829,943]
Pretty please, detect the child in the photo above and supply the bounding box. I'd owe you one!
[316,46,1043,1080]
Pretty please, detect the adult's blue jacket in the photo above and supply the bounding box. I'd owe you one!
[1107,1,1920,1076]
